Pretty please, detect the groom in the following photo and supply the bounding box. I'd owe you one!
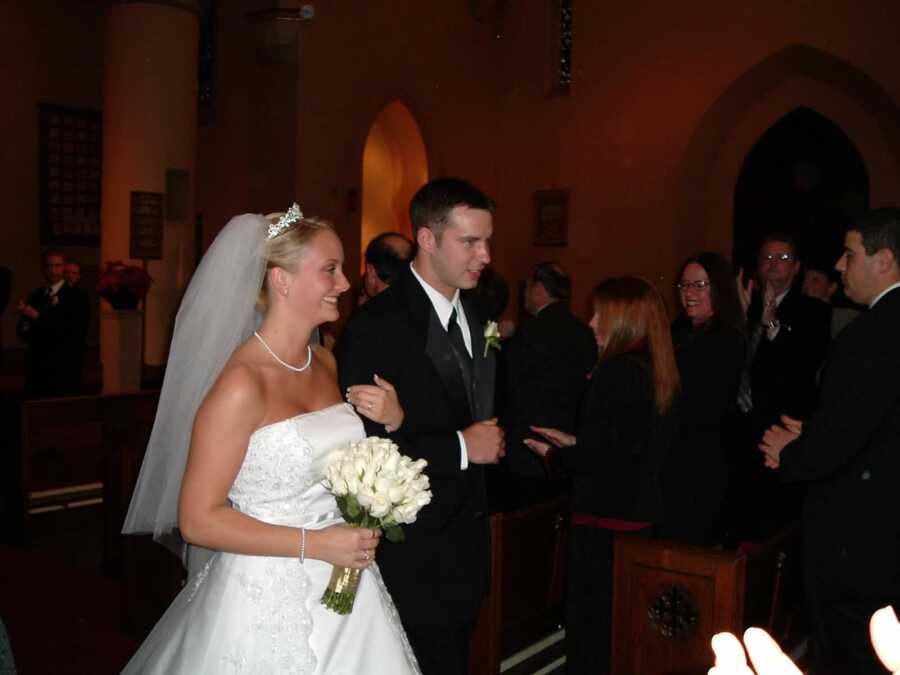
[337,177,505,674]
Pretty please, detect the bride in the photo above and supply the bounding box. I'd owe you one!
[121,207,420,673]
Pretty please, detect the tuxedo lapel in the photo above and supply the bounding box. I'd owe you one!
[462,297,496,421]
[425,312,475,425]
[398,269,473,426]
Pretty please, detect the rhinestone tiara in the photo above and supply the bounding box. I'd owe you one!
[267,203,303,239]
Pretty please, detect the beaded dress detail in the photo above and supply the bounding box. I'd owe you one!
[122,403,419,674]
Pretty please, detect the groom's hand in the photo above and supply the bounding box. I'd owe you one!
[462,418,506,464]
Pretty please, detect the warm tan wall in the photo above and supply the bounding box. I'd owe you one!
[0,0,105,351]
[491,1,900,317]
[12,2,900,351]
[291,2,506,322]
[197,2,299,248]
[279,1,900,325]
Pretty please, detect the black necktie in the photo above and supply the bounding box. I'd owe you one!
[736,321,764,413]
[448,307,477,417]
[447,308,471,363]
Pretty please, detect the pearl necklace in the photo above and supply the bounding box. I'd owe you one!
[253,331,312,373]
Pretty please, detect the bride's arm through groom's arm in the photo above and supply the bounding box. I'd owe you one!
[336,313,494,477]
[177,363,379,569]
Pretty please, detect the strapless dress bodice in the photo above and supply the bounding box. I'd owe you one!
[228,402,364,527]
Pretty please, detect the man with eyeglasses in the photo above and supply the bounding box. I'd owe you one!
[731,232,831,540]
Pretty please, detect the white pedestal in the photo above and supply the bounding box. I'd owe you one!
[100,309,143,393]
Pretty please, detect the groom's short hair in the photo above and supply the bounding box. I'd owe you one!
[410,177,495,241]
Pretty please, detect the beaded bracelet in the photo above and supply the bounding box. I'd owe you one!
[299,527,307,564]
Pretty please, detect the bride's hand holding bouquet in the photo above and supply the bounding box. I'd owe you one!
[320,436,432,614]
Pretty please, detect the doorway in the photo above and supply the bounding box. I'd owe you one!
[733,107,868,273]
[361,101,428,268]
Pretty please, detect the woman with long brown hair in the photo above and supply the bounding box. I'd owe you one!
[527,276,679,674]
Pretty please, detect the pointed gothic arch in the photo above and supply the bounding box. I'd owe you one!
[676,45,900,256]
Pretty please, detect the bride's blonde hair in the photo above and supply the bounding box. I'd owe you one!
[257,211,334,312]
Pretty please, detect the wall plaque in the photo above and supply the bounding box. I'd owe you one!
[130,191,164,260]
[534,189,569,246]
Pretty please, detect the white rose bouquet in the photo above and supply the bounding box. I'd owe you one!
[320,436,432,614]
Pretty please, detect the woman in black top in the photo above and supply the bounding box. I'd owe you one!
[527,276,679,675]
[661,252,746,545]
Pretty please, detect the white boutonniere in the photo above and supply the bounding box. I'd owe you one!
[483,321,502,357]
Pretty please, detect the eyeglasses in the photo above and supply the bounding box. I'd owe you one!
[676,280,711,291]
[760,253,795,263]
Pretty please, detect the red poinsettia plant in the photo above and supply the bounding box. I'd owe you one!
[97,261,154,310]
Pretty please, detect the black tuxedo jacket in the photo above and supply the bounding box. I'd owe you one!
[336,267,495,628]
[780,286,900,600]
[550,350,675,523]
[17,283,89,397]
[747,284,831,427]
[502,301,596,479]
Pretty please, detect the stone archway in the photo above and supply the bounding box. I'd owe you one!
[676,45,900,258]
[361,100,428,266]
[732,106,868,271]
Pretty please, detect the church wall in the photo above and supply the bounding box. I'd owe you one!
[0,0,105,352]
[289,2,506,322]
[248,1,900,325]
[489,1,900,316]
[6,2,900,355]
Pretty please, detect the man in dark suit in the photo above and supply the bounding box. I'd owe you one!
[760,208,900,674]
[360,231,414,304]
[16,250,89,397]
[501,262,596,507]
[732,233,831,538]
[337,177,505,675]
[738,233,832,428]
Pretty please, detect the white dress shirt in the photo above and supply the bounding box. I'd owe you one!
[409,262,472,469]
[764,286,791,341]
[870,281,900,308]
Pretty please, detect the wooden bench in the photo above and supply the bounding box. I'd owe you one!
[611,527,798,675]
[101,394,185,641]
[469,497,569,675]
[1,392,160,545]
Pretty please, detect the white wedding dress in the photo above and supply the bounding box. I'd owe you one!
[122,403,420,674]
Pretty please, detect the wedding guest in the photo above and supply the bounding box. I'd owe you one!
[710,606,900,675]
[526,276,679,675]
[733,233,831,540]
[802,256,861,337]
[121,208,418,673]
[759,208,900,674]
[358,231,414,306]
[16,250,89,397]
[661,252,745,545]
[0,266,10,317]
[63,257,82,286]
[501,262,595,508]
[466,267,510,322]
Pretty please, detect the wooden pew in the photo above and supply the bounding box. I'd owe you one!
[2,392,160,545]
[611,528,798,675]
[101,392,185,641]
[469,498,569,675]
[11,395,105,543]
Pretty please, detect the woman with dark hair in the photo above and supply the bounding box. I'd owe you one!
[526,276,679,675]
[660,252,746,545]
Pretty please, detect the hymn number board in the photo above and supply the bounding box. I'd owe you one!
[39,104,102,246]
